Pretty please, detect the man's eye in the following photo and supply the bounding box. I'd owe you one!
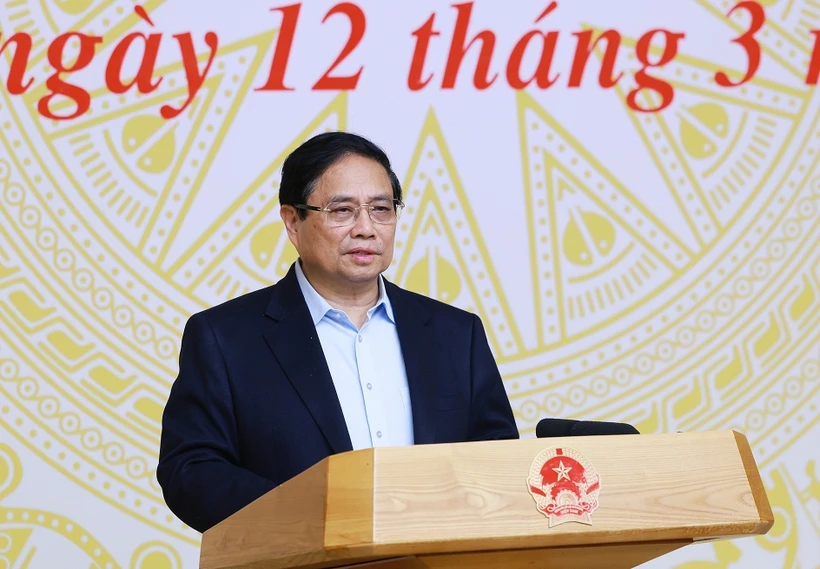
[332,207,353,214]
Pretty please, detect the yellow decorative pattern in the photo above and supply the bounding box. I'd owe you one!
[0,443,122,568]
[386,109,524,358]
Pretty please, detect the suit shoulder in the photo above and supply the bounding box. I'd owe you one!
[389,284,476,324]
[187,284,275,328]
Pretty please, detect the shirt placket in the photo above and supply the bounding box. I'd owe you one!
[354,319,390,447]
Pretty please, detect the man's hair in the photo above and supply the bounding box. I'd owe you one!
[279,131,402,218]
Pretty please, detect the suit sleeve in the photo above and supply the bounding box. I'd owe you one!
[467,314,520,441]
[156,312,276,533]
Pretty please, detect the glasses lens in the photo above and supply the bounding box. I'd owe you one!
[369,205,396,224]
[323,201,400,226]
[326,204,356,226]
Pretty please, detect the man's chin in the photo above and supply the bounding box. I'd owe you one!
[340,259,386,281]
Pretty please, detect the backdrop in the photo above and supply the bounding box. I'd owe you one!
[1,1,819,567]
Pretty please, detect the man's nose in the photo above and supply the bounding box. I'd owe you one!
[351,206,376,236]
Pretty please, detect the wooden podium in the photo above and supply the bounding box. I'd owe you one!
[200,431,772,569]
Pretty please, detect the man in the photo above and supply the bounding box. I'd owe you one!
[156,132,519,533]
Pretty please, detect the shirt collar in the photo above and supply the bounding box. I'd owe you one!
[294,260,395,325]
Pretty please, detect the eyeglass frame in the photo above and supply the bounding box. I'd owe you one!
[292,198,405,226]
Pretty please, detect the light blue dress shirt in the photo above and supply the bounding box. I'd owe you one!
[294,261,415,450]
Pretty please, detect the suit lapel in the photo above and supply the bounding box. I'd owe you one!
[386,282,439,445]
[262,266,353,454]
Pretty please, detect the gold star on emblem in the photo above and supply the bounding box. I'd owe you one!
[553,460,572,481]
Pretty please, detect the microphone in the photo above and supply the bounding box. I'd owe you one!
[535,418,640,438]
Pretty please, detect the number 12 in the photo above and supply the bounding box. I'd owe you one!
[256,2,366,91]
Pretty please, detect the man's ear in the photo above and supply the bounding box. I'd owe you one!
[279,205,301,248]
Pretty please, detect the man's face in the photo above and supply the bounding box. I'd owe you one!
[281,154,397,289]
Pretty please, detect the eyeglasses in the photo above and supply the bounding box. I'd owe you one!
[294,199,404,227]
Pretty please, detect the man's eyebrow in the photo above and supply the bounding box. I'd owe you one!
[328,195,357,204]
[328,193,393,203]
[369,194,393,202]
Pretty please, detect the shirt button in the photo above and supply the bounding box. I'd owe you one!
[376,431,382,438]
[367,383,372,390]
[358,335,362,342]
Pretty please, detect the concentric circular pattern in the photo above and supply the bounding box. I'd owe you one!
[0,0,818,567]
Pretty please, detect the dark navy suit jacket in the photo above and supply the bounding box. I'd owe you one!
[156,264,519,532]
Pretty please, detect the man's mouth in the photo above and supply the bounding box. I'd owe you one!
[347,248,378,262]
